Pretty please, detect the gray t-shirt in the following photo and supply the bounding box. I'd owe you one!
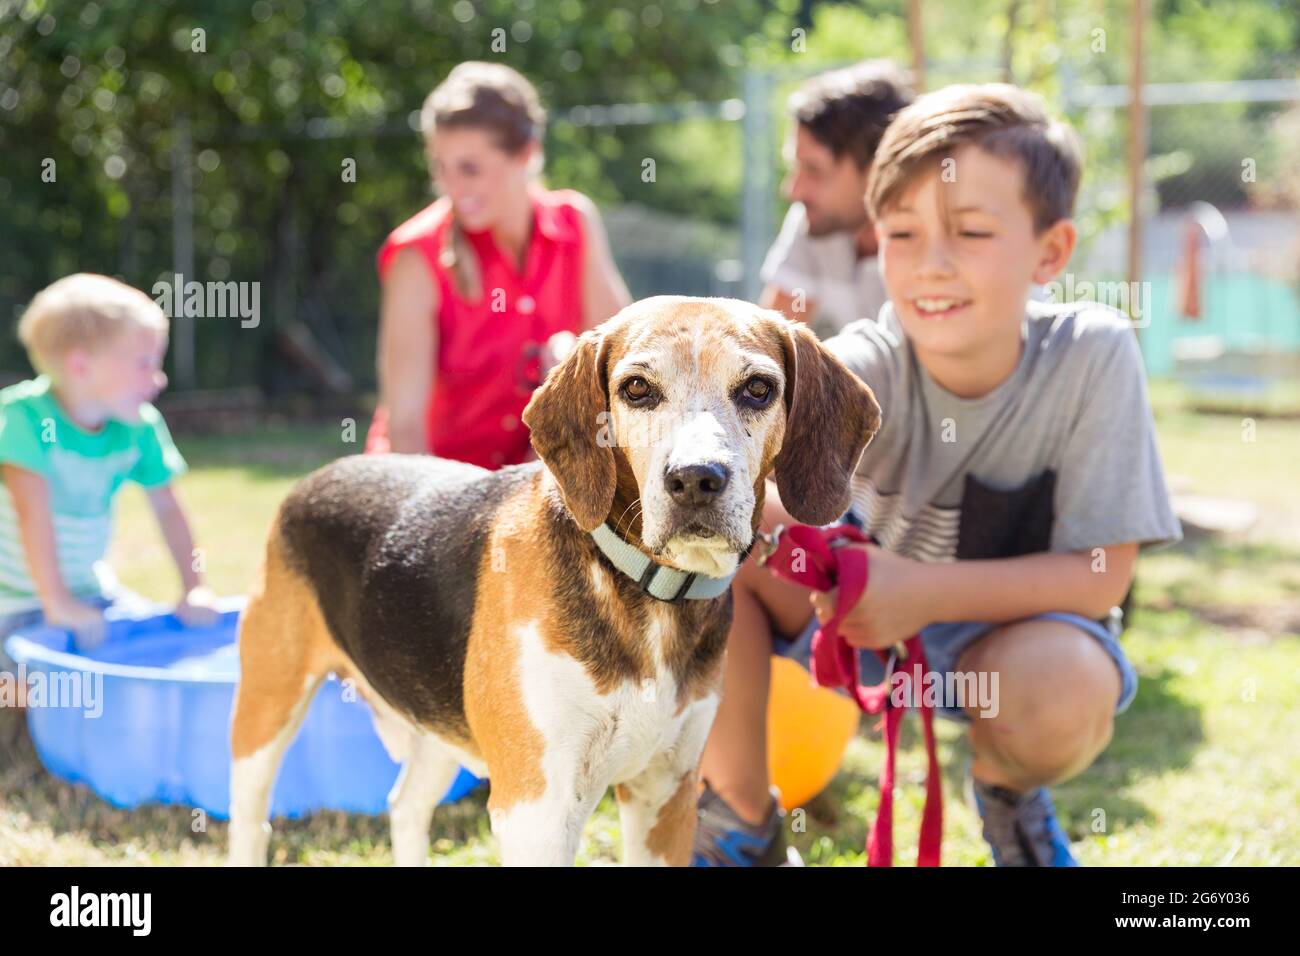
[760,203,889,340]
[823,300,1182,563]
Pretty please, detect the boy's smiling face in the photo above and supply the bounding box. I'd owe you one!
[876,143,1075,393]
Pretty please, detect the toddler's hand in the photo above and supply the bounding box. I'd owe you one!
[45,598,107,653]
[176,585,223,629]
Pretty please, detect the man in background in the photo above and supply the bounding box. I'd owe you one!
[760,60,913,338]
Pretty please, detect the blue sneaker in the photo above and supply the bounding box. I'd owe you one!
[971,778,1079,866]
[691,782,802,867]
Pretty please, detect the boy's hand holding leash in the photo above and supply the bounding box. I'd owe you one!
[756,522,943,866]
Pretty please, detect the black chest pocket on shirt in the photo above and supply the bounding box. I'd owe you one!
[955,470,1056,561]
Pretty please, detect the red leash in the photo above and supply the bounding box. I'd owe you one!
[760,523,943,866]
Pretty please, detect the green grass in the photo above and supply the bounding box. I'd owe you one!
[1148,378,1300,535]
[2,385,1298,866]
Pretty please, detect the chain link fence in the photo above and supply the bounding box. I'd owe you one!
[1063,54,1300,390]
[6,45,1297,398]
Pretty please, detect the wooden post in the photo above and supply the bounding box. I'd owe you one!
[740,68,774,303]
[908,0,925,91]
[1126,0,1147,334]
[1002,0,1023,84]
[171,113,195,388]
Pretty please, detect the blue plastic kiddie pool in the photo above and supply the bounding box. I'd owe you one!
[3,598,482,819]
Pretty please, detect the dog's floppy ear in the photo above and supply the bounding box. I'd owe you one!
[772,321,882,526]
[522,329,616,531]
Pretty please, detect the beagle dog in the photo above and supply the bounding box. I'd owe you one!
[227,296,879,866]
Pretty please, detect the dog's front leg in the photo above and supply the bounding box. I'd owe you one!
[616,694,720,866]
[615,765,702,866]
[489,778,602,866]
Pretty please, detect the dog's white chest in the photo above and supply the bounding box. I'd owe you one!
[513,619,709,792]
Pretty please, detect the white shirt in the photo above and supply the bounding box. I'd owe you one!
[760,203,890,339]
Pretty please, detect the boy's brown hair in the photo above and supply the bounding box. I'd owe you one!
[867,83,1083,233]
[788,60,914,170]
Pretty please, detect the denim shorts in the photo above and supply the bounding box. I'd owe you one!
[775,601,1138,724]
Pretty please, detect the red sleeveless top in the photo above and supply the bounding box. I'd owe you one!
[365,186,586,468]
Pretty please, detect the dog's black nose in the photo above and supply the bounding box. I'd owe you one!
[665,462,730,507]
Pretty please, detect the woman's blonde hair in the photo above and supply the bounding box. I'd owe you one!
[18,273,168,376]
[420,62,546,300]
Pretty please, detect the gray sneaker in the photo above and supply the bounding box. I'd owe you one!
[971,777,1080,866]
[691,782,803,867]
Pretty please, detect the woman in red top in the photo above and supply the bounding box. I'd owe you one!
[366,62,631,467]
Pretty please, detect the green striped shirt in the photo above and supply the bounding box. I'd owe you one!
[0,375,187,613]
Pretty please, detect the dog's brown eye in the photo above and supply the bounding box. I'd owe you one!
[620,377,654,403]
[737,376,775,409]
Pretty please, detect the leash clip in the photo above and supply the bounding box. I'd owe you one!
[879,642,910,710]
[754,523,786,567]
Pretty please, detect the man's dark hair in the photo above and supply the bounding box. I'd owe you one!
[788,60,914,169]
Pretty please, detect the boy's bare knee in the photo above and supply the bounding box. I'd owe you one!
[965,619,1121,786]
[974,705,1113,786]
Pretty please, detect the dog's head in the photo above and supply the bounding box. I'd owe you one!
[522,296,881,577]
